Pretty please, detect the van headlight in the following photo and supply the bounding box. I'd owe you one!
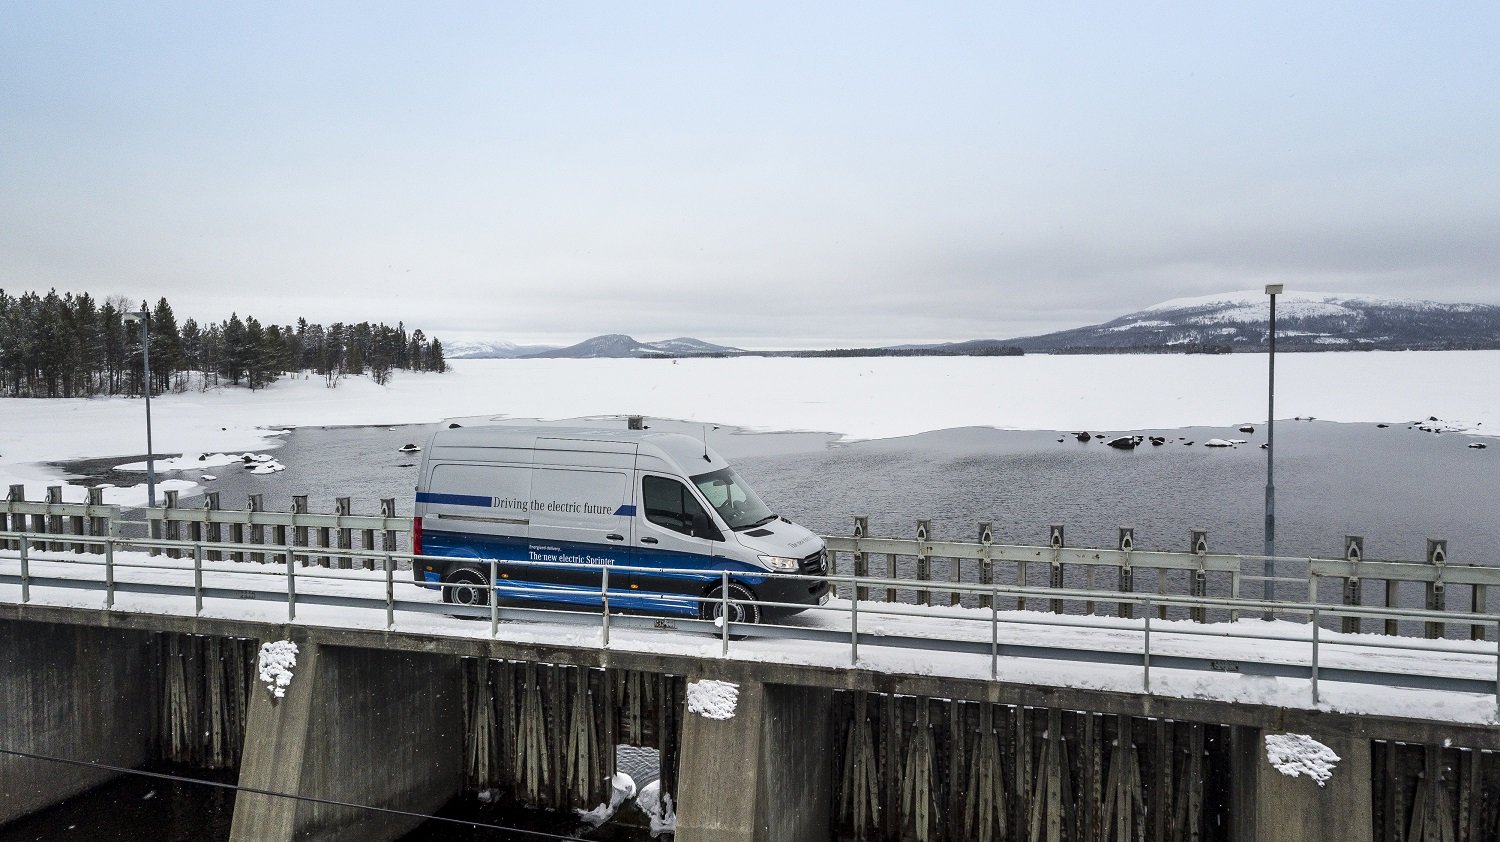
[758,554,799,572]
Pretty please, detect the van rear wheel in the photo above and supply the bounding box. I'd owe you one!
[444,567,491,609]
[701,582,760,626]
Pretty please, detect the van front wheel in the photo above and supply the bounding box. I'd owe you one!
[444,567,491,608]
[701,582,760,626]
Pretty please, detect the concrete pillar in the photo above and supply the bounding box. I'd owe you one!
[1235,725,1372,842]
[229,642,464,842]
[0,620,156,824]
[674,675,834,842]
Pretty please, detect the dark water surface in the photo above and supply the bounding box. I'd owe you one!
[19,416,1496,840]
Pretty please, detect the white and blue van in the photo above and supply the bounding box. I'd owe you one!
[412,425,830,623]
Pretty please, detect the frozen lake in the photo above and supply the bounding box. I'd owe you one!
[77,413,1496,565]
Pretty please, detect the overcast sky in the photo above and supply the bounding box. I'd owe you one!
[2,3,1496,349]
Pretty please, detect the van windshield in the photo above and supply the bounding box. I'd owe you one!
[691,467,776,531]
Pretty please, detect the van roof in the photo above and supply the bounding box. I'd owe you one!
[426,425,728,475]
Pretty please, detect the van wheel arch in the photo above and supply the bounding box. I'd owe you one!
[700,581,761,625]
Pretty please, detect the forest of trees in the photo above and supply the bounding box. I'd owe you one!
[0,288,446,398]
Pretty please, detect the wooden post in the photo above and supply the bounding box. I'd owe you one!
[336,497,352,569]
[978,522,993,610]
[163,489,181,558]
[228,494,245,562]
[87,487,107,555]
[381,498,398,553]
[248,494,265,563]
[316,498,332,568]
[5,485,25,551]
[915,519,932,607]
[46,486,63,551]
[68,492,86,554]
[1048,525,1064,614]
[204,491,222,561]
[1426,539,1447,640]
[1118,528,1135,619]
[292,495,309,565]
[1342,536,1363,634]
[1384,575,1399,637]
[1190,529,1208,623]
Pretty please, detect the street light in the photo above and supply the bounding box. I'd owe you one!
[122,310,156,509]
[1263,284,1282,618]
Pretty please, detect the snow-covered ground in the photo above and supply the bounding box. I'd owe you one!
[2,549,1495,725]
[2,351,1495,505]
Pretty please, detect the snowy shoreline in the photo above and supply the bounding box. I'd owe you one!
[1,351,1495,505]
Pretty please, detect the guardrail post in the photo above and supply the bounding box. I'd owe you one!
[1342,536,1363,634]
[163,489,181,558]
[915,519,931,607]
[1118,527,1135,619]
[381,498,398,554]
[193,543,204,615]
[1312,606,1321,704]
[1426,539,1447,639]
[385,555,395,629]
[19,532,30,603]
[489,558,498,636]
[248,493,265,563]
[601,566,611,647]
[978,522,993,610]
[361,503,377,570]
[852,516,868,602]
[1048,524,1064,614]
[1471,569,1488,642]
[336,496,352,569]
[204,491,222,561]
[720,570,730,657]
[1384,567,1399,637]
[105,537,115,607]
[284,546,296,621]
[849,573,859,665]
[46,486,63,551]
[1142,598,1152,692]
[1190,529,1208,623]
[292,495,309,565]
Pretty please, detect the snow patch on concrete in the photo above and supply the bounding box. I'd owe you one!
[1264,733,1340,786]
[257,640,299,699]
[686,679,739,720]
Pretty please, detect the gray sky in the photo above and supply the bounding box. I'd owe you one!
[3,2,1497,349]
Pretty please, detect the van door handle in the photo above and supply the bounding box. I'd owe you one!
[606,533,624,541]
[641,537,659,545]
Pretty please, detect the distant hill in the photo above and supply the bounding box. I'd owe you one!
[442,338,562,359]
[1008,291,1500,353]
[521,334,742,359]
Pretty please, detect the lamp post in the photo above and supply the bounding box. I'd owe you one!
[122,310,157,509]
[1263,284,1282,618]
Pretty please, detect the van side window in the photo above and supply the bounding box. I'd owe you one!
[642,476,720,540]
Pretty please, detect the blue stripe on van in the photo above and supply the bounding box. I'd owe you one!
[416,491,493,507]
[613,505,636,516]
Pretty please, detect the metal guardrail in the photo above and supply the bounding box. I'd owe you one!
[2,531,1497,717]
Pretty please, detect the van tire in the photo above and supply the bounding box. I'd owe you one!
[701,582,760,626]
[444,566,491,609]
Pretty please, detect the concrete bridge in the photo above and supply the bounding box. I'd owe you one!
[3,497,1500,840]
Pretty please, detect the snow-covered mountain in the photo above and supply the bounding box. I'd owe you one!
[523,334,742,359]
[1010,291,1500,352]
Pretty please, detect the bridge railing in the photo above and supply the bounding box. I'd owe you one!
[825,518,1493,641]
[3,531,1498,717]
[5,490,1490,640]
